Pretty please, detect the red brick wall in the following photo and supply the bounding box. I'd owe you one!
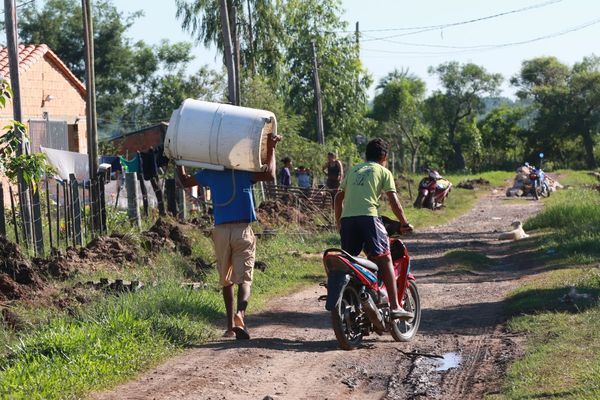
[110,125,167,156]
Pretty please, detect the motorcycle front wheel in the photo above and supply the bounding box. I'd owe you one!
[391,280,421,342]
[542,183,550,198]
[331,285,364,350]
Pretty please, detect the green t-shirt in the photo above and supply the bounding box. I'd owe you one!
[340,161,396,218]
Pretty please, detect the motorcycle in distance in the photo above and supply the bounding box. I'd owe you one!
[322,216,421,350]
[529,166,550,200]
[413,169,452,210]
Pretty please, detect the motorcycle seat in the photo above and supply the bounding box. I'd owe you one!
[323,248,379,272]
[341,251,379,272]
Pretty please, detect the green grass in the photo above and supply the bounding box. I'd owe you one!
[524,189,600,264]
[0,229,334,399]
[391,171,514,228]
[553,169,600,187]
[490,187,600,400]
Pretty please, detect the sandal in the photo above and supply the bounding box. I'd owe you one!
[232,325,250,340]
[223,330,235,338]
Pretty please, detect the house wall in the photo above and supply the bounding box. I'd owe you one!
[0,56,87,207]
[110,125,167,156]
[0,56,87,153]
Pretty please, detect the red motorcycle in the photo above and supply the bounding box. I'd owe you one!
[322,219,421,350]
[413,169,452,210]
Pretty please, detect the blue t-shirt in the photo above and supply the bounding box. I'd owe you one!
[194,169,256,225]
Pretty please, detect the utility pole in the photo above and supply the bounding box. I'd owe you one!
[82,0,101,235]
[230,0,241,105]
[312,40,325,145]
[220,0,238,105]
[246,0,256,76]
[4,0,33,248]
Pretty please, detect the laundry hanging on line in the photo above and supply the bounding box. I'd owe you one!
[119,154,141,173]
[41,146,90,181]
[99,156,122,172]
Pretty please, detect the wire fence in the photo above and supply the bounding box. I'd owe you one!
[0,175,337,257]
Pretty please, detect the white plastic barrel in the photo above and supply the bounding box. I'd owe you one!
[164,99,277,172]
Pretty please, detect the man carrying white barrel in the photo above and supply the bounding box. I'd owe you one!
[177,133,280,340]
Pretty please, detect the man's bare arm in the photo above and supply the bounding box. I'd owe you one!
[386,191,409,225]
[334,190,345,231]
[253,134,281,183]
[176,166,198,188]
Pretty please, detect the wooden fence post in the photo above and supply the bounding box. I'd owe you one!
[0,183,5,237]
[45,179,53,251]
[31,185,44,255]
[165,178,177,217]
[125,172,141,229]
[69,174,82,246]
[176,182,187,221]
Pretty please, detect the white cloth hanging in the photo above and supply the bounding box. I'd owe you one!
[41,146,90,181]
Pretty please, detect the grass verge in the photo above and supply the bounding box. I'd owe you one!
[490,187,600,400]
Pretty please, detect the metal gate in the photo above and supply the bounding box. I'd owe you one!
[29,119,69,153]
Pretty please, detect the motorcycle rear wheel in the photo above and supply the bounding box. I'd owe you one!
[331,285,364,350]
[413,193,424,209]
[425,194,435,210]
[391,280,421,342]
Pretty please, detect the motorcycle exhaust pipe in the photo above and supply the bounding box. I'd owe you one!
[359,291,385,332]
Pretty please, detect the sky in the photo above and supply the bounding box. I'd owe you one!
[106,0,600,99]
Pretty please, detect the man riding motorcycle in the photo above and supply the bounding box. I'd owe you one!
[334,138,413,320]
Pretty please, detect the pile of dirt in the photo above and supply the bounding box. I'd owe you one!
[0,237,44,301]
[257,200,316,227]
[143,218,192,256]
[458,178,490,190]
[80,233,139,263]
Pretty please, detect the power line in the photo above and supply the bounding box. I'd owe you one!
[361,16,600,58]
[360,0,564,40]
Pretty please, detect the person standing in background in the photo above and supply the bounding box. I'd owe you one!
[280,157,292,188]
[296,166,311,190]
[323,152,343,206]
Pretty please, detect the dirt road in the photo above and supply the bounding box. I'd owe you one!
[95,190,543,400]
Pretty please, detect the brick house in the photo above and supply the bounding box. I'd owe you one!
[107,122,168,156]
[0,44,87,206]
[0,44,87,154]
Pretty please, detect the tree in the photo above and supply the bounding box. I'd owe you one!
[283,0,372,141]
[20,0,142,124]
[513,56,600,169]
[371,69,429,173]
[176,0,284,79]
[20,0,224,137]
[428,62,503,171]
[478,105,527,168]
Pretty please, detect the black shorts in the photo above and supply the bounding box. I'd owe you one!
[340,216,390,258]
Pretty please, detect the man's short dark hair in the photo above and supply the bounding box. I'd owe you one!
[281,156,291,164]
[365,138,389,162]
[327,152,335,157]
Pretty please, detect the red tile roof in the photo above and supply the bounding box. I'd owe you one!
[0,44,86,97]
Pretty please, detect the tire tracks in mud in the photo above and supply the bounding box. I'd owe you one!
[95,190,542,400]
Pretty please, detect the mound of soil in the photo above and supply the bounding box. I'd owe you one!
[458,178,490,190]
[257,200,315,227]
[0,237,44,301]
[81,233,139,263]
[143,218,192,256]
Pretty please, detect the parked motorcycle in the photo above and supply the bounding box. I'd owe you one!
[413,169,452,210]
[529,167,550,200]
[322,219,421,350]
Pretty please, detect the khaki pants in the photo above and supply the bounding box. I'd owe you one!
[212,223,256,287]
